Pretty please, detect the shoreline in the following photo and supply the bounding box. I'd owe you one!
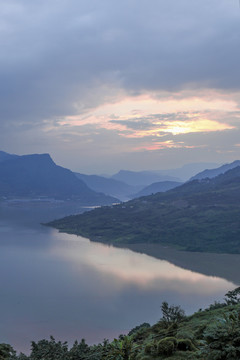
[47,223,240,286]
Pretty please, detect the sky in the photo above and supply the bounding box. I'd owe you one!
[1,0,240,174]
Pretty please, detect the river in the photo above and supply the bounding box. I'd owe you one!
[0,201,238,353]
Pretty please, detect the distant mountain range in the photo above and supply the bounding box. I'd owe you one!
[75,173,141,201]
[75,163,230,200]
[75,172,183,200]
[190,160,240,181]
[1,148,240,212]
[111,170,181,186]
[155,162,220,181]
[0,152,117,205]
[48,164,240,254]
[109,163,219,186]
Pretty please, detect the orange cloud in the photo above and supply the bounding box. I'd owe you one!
[134,141,201,151]
[53,90,238,152]
[157,119,233,136]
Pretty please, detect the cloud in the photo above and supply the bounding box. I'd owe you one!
[109,112,234,135]
[1,0,240,171]
[1,0,240,125]
[56,93,237,139]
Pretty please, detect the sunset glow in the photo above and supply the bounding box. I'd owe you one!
[1,0,240,172]
[55,92,238,153]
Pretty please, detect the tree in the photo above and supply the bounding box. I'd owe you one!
[68,339,89,360]
[106,336,136,360]
[160,301,185,326]
[225,287,240,305]
[0,344,16,360]
[30,336,68,360]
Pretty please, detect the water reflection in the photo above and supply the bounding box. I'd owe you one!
[0,204,238,354]
[52,232,235,295]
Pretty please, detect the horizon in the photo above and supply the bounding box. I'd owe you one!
[0,149,225,177]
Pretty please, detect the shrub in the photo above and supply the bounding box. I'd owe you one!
[157,338,176,356]
[144,342,156,356]
[176,329,195,342]
[177,338,196,351]
[136,356,151,360]
[200,310,240,360]
[162,337,177,348]
[207,301,226,311]
[166,322,178,336]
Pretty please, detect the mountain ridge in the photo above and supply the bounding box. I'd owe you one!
[0,150,19,163]
[0,152,118,205]
[75,172,141,200]
[190,160,240,181]
[111,169,181,186]
[47,165,240,253]
[131,180,183,198]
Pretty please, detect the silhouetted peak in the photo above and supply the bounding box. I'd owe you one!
[19,153,55,166]
[0,150,18,162]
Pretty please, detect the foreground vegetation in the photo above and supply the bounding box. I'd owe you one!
[2,288,240,360]
[47,166,240,253]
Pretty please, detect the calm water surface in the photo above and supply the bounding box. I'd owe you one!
[0,202,238,353]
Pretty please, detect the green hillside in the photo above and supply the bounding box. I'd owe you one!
[47,166,240,253]
[2,288,240,360]
[132,181,182,198]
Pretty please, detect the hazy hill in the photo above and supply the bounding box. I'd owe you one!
[48,166,240,253]
[132,180,182,198]
[0,153,118,205]
[75,172,141,200]
[111,163,219,186]
[111,170,180,186]
[158,162,220,181]
[190,160,240,181]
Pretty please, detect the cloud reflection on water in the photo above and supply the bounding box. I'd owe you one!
[51,231,235,295]
[0,223,237,354]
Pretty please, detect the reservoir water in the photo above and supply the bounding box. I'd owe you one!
[0,201,239,353]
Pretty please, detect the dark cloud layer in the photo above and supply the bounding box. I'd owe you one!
[0,0,240,171]
[1,0,240,123]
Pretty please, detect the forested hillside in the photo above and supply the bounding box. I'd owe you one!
[47,166,240,253]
